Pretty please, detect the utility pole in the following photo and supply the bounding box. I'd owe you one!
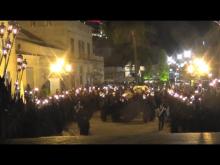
[131,30,139,83]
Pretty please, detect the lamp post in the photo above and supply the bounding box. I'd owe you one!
[0,21,19,80]
[186,57,210,85]
[49,58,72,94]
[15,49,27,99]
[20,59,27,84]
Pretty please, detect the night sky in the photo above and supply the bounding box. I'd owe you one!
[149,21,213,54]
[93,21,218,66]
[106,21,214,55]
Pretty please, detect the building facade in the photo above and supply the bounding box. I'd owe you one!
[18,21,104,94]
[16,29,65,94]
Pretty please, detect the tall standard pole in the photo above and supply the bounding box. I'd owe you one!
[131,30,139,83]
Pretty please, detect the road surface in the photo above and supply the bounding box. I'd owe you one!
[2,112,220,144]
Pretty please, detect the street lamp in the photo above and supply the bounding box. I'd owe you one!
[0,21,20,79]
[186,57,210,79]
[15,49,28,98]
[20,59,27,83]
[208,73,212,78]
[0,23,5,37]
[50,58,72,75]
[183,50,192,58]
[49,58,73,93]
[15,52,23,98]
[65,64,72,72]
[187,65,194,74]
[193,58,210,75]
[167,56,176,65]
[6,39,12,50]
[177,54,183,60]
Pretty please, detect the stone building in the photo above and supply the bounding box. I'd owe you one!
[16,28,65,94]
[17,21,104,94]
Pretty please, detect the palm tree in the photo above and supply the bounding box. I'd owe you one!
[105,21,155,82]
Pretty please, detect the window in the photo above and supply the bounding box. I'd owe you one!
[87,43,90,57]
[78,40,81,58]
[79,66,83,84]
[78,40,85,58]
[82,41,85,57]
[70,38,74,53]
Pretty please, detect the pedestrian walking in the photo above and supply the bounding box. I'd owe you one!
[158,104,167,131]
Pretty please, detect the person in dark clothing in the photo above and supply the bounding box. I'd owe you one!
[158,105,167,131]
[111,98,121,122]
[75,101,90,135]
[101,96,110,121]
[194,96,201,110]
[24,84,32,103]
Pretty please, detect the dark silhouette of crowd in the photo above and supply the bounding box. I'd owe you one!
[0,80,159,139]
[161,84,220,133]
[3,78,220,140]
[99,85,156,123]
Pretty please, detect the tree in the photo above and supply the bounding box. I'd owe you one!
[105,21,157,82]
[142,54,153,80]
[157,50,169,82]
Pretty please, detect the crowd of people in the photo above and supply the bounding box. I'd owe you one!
[161,80,220,132]
[32,83,160,133]
[1,79,170,138]
[4,77,220,139]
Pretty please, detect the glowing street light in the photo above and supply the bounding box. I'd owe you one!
[0,21,20,79]
[57,58,65,66]
[183,50,192,58]
[167,56,176,65]
[34,88,39,92]
[65,64,72,72]
[186,57,210,77]
[180,63,185,68]
[0,22,5,37]
[50,63,62,73]
[50,58,72,74]
[177,54,183,60]
[50,58,64,73]
[193,58,210,75]
[187,65,194,74]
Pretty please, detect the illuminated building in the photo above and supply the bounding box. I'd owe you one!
[17,21,104,94]
[84,20,107,39]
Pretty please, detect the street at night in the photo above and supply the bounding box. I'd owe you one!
[2,112,169,144]
[2,20,220,145]
[2,112,218,144]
